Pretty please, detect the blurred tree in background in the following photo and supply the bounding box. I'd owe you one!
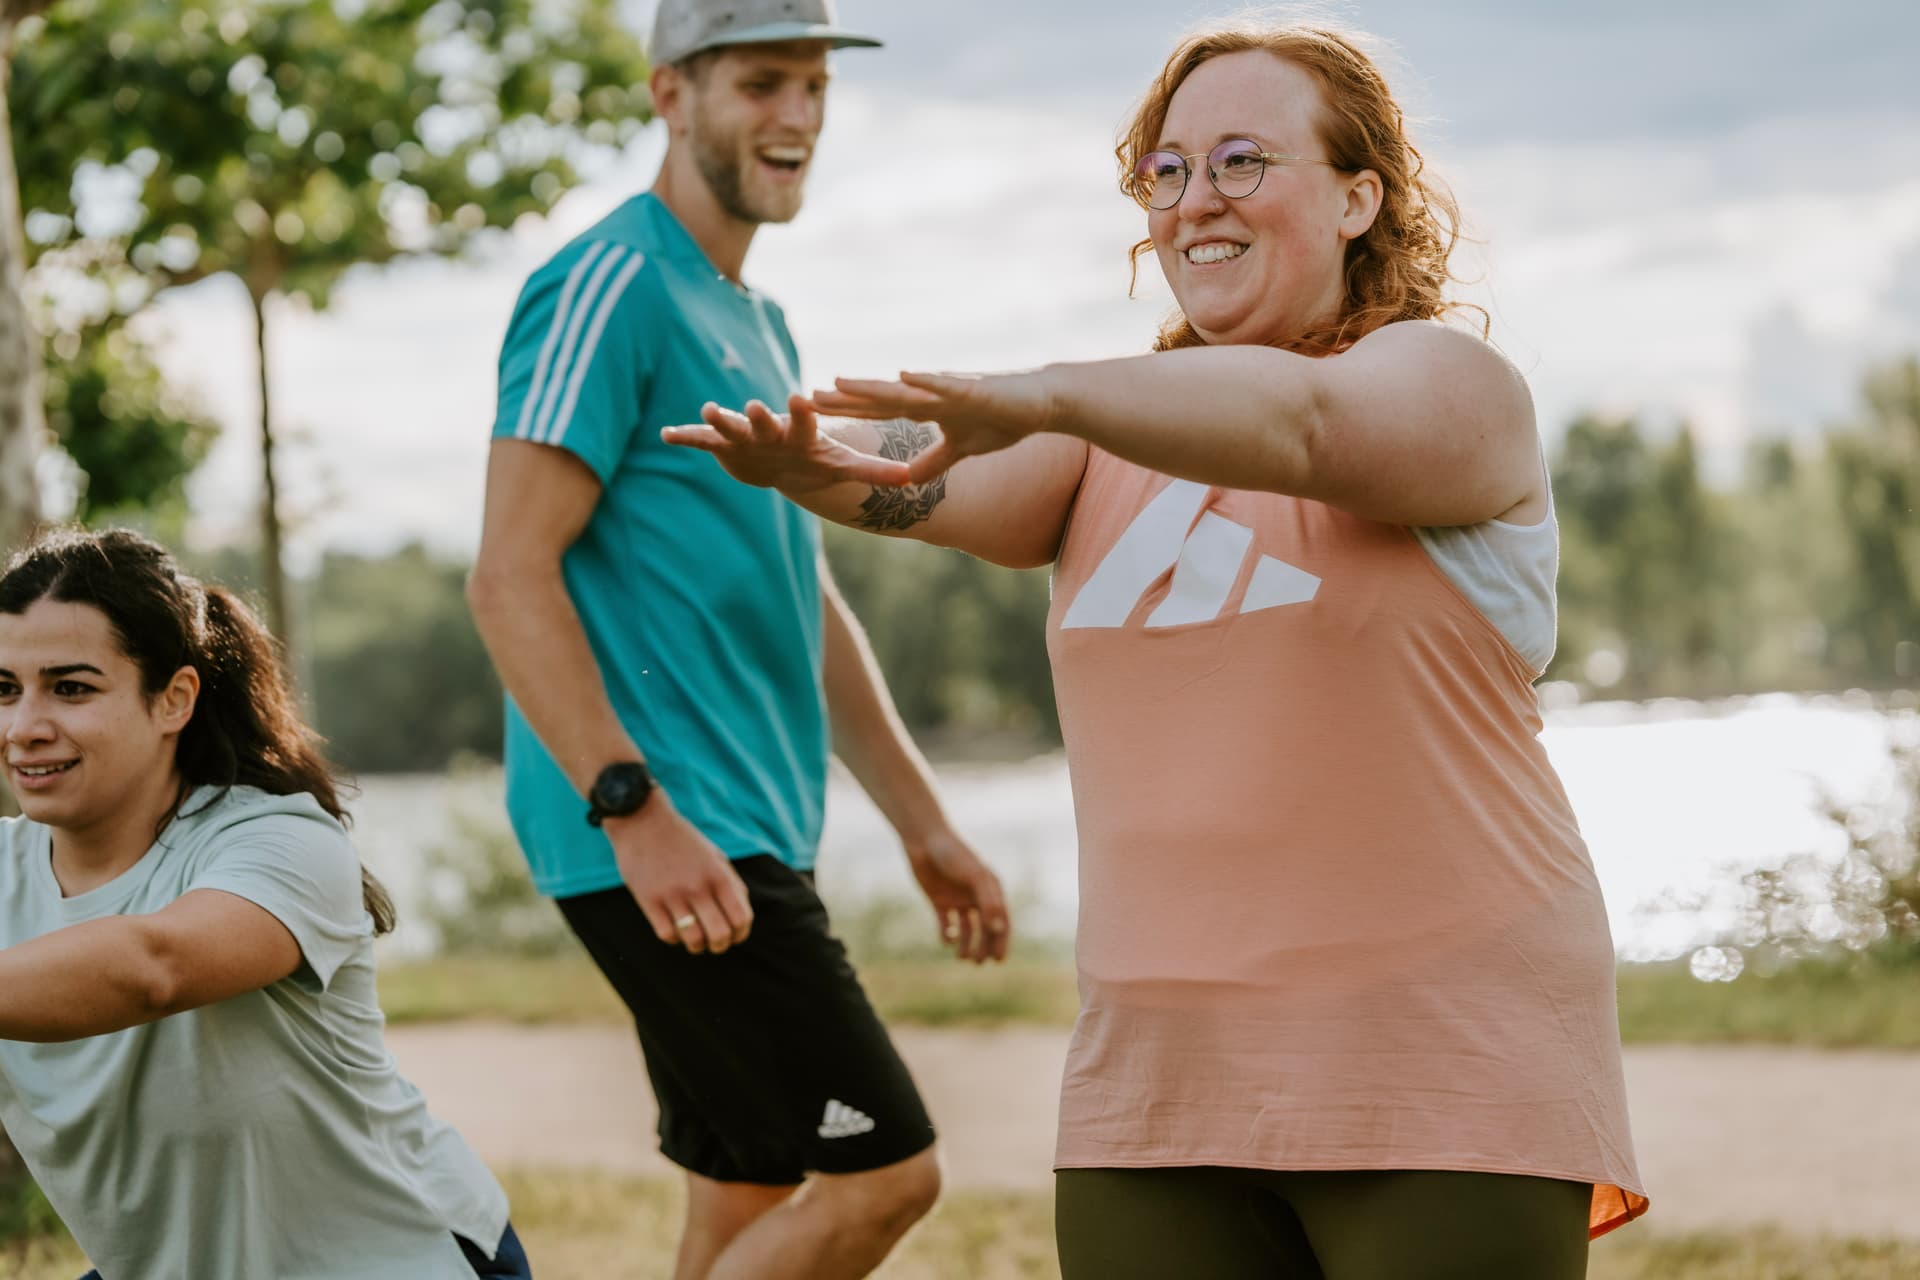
[303,544,502,772]
[1822,358,1920,686]
[824,526,1058,748]
[12,0,650,660]
[1546,356,1920,700]
[1550,417,1749,696]
[43,321,217,533]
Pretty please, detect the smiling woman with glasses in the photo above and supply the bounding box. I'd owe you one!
[667,15,1649,1278]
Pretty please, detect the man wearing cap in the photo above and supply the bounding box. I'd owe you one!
[467,4,1011,1277]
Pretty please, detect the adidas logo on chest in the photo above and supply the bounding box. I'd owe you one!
[1062,479,1321,630]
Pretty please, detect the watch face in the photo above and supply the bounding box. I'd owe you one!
[594,763,651,815]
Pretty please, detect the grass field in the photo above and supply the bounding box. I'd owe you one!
[5,1170,1920,1279]
[376,950,1920,1048]
[1613,955,1920,1048]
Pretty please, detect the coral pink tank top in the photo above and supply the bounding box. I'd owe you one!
[1046,450,1647,1237]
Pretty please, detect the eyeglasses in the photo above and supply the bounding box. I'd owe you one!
[1130,137,1339,210]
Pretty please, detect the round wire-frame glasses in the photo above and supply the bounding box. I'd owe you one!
[1131,137,1339,210]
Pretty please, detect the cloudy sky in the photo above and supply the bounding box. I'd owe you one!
[130,0,1920,562]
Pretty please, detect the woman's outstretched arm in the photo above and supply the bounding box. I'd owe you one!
[0,891,300,1042]
[814,321,1543,528]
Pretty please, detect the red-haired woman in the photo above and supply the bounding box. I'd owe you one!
[667,16,1647,1278]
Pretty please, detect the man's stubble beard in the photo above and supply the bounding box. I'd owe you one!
[689,107,806,226]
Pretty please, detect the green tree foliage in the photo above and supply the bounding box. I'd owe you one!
[1550,416,1746,695]
[1501,354,1916,700]
[824,526,1059,745]
[301,541,503,771]
[302,543,501,773]
[43,322,216,529]
[1822,358,1920,685]
[11,0,650,649]
[1727,436,1845,691]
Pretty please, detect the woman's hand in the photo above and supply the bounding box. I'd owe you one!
[815,369,1057,484]
[662,394,912,493]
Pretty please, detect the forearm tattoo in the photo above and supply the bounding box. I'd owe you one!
[854,419,949,532]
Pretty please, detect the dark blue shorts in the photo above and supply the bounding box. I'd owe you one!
[78,1222,531,1279]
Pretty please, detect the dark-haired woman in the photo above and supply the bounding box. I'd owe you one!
[0,527,529,1280]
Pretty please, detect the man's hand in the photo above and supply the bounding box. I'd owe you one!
[906,829,1012,964]
[605,799,754,955]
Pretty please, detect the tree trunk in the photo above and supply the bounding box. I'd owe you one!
[249,285,292,663]
[0,16,43,571]
[0,0,60,1205]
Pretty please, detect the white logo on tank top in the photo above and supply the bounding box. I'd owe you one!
[1060,479,1320,630]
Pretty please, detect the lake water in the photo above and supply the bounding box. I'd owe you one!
[352,692,1915,962]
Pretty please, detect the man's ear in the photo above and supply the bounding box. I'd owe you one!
[651,62,690,135]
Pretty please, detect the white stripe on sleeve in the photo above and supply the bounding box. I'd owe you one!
[546,251,648,449]
[531,245,633,444]
[514,241,611,440]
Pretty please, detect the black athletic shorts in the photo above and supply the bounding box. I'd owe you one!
[556,855,936,1185]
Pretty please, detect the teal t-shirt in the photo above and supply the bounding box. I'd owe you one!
[0,787,508,1280]
[491,193,828,897]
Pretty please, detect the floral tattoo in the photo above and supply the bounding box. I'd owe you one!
[854,420,948,531]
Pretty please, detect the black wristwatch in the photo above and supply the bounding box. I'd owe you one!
[586,761,657,827]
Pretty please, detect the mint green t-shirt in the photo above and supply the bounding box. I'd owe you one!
[489,192,828,898]
[0,787,507,1280]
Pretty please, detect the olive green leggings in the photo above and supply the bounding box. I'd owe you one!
[1055,1167,1591,1280]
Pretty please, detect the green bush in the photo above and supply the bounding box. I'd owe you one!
[418,783,574,958]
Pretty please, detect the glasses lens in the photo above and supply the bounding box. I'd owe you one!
[1209,139,1267,199]
[1136,152,1188,209]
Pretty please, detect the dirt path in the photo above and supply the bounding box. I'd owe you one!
[391,1023,1920,1240]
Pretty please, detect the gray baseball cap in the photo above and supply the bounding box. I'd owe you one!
[650,0,882,68]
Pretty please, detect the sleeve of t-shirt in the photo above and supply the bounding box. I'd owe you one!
[185,807,369,991]
[491,237,657,484]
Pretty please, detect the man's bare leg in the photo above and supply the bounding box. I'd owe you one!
[674,1173,799,1280]
[702,1148,942,1280]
